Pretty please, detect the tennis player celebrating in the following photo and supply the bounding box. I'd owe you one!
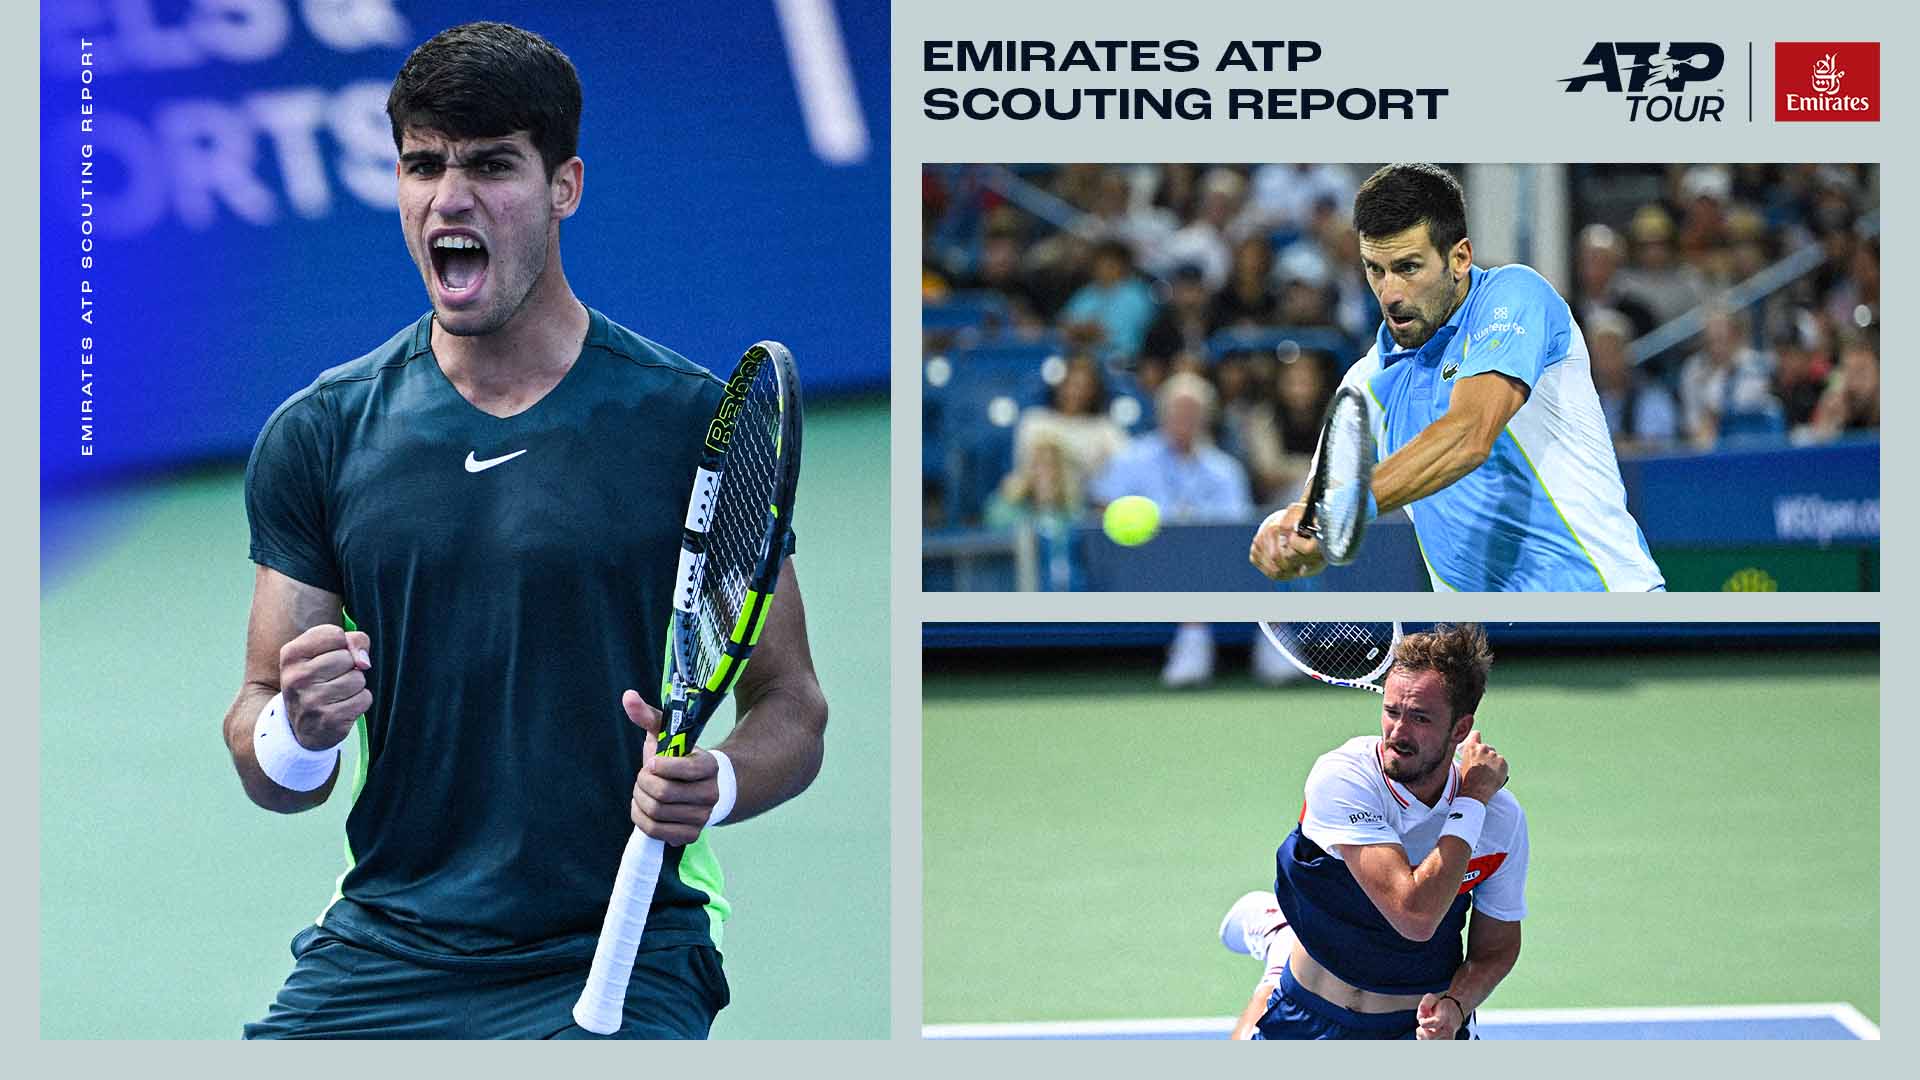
[1250,163,1663,591]
[1220,625,1527,1039]
[221,23,827,1039]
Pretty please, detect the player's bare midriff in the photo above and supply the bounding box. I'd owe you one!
[1287,942,1428,1013]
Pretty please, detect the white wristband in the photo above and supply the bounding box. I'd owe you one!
[707,749,738,827]
[254,693,342,792]
[1439,796,1487,850]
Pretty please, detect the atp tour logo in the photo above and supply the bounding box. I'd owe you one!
[1776,42,1879,121]
[1560,42,1726,122]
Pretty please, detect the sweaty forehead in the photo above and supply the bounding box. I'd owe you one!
[1358,225,1438,265]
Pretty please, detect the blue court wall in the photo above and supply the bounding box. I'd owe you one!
[42,1,889,490]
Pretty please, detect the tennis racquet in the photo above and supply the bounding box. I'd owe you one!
[573,340,804,1036]
[1257,621,1403,693]
[1295,385,1375,567]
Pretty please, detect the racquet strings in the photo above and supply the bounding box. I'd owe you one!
[1312,389,1371,565]
[1263,621,1398,684]
[686,366,785,685]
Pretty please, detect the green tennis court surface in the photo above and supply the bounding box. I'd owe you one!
[923,649,1878,1028]
[41,400,889,1040]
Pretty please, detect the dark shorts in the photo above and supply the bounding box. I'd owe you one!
[1253,965,1474,1041]
[243,925,729,1040]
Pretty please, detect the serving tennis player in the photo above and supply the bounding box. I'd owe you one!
[1219,624,1527,1039]
[220,22,827,1039]
[1250,163,1664,591]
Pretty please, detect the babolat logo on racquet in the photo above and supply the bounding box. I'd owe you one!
[704,346,768,452]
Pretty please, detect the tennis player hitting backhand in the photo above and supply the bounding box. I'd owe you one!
[1250,164,1664,591]
[221,23,827,1039]
[1218,625,1527,1039]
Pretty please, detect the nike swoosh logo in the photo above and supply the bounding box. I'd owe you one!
[464,449,528,473]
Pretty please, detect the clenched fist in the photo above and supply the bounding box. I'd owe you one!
[1455,731,1509,803]
[279,625,371,751]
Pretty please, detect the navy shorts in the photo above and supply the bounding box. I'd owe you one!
[243,924,729,1039]
[1253,965,1474,1040]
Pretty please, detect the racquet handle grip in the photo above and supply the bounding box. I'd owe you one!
[572,827,666,1034]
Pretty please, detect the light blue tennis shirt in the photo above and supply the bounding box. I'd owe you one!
[1341,265,1664,591]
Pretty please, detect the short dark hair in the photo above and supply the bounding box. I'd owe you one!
[1391,623,1493,720]
[387,22,582,178]
[1353,163,1469,259]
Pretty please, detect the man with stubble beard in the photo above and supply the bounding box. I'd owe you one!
[1217,624,1528,1040]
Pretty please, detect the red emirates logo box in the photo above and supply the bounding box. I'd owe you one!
[1776,42,1880,120]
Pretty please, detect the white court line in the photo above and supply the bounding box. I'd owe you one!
[923,1002,1881,1040]
[924,1016,1234,1040]
[771,0,870,164]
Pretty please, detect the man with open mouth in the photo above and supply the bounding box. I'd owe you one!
[1217,624,1529,1040]
[223,21,827,1040]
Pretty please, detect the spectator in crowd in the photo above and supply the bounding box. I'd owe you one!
[1613,204,1710,329]
[985,431,1087,533]
[1014,353,1129,486]
[1274,244,1339,328]
[1772,315,1833,430]
[949,211,1049,338]
[1574,223,1658,339]
[1243,163,1358,237]
[1235,350,1335,505]
[1825,234,1879,334]
[1211,236,1280,330]
[1160,167,1244,291]
[1678,306,1780,447]
[1582,307,1674,449]
[1808,335,1880,439]
[1675,165,1735,276]
[1080,167,1178,271]
[1140,264,1215,370]
[1059,238,1157,358]
[1092,371,1252,522]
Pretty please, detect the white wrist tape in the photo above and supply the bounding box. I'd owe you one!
[1439,796,1487,850]
[707,750,738,827]
[254,693,342,792]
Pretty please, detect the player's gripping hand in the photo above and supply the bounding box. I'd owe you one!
[1415,993,1464,1040]
[278,625,372,750]
[1455,731,1510,802]
[1249,502,1328,581]
[623,690,722,846]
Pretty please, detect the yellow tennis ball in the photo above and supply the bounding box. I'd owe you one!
[1103,495,1161,546]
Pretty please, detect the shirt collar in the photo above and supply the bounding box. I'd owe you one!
[1375,264,1483,367]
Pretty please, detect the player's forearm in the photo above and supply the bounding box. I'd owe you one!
[1443,939,1520,1016]
[1371,412,1492,515]
[222,682,338,814]
[1386,836,1474,941]
[714,675,828,823]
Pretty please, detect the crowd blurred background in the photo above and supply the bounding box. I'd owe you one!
[921,163,1881,539]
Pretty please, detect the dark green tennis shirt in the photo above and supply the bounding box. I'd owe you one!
[245,308,732,968]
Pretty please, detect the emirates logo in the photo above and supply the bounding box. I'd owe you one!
[1810,53,1844,96]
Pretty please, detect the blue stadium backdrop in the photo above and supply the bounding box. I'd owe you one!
[42,0,887,497]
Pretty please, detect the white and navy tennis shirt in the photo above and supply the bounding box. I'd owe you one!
[1273,735,1528,995]
[1339,264,1664,591]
